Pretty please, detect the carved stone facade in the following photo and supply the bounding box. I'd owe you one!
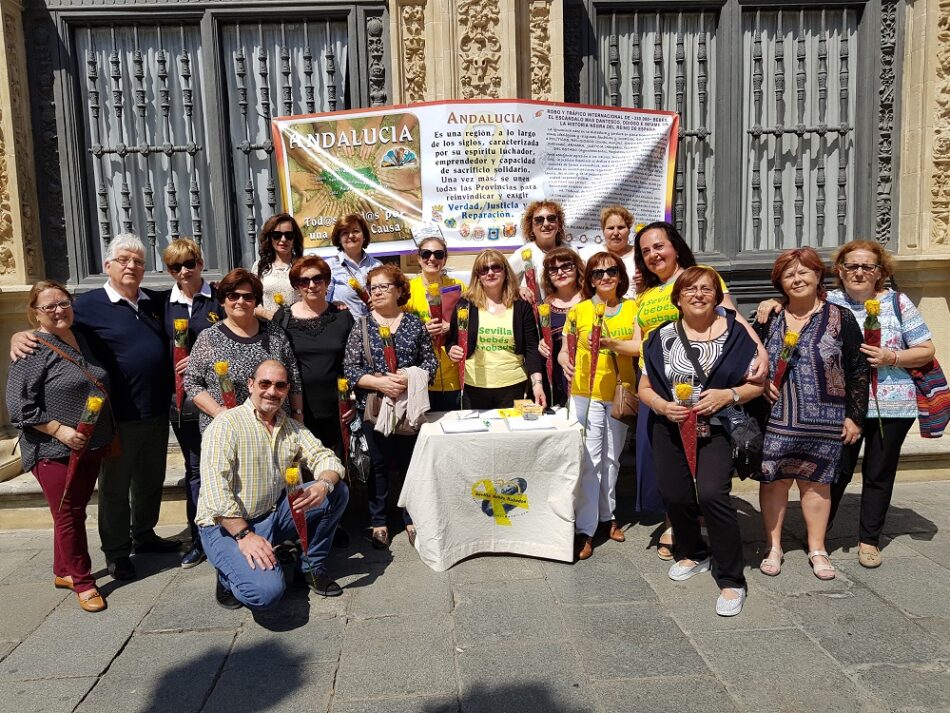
[457,0,502,98]
[932,0,950,245]
[401,3,426,102]
[529,1,553,100]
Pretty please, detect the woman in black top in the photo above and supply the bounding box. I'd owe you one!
[6,281,114,613]
[275,255,354,457]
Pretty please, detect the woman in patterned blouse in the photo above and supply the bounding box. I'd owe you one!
[343,264,437,549]
[185,268,302,433]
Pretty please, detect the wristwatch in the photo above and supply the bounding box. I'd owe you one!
[233,527,252,540]
[317,478,335,494]
[729,388,740,405]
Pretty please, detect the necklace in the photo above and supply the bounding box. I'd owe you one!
[684,316,716,341]
[375,311,402,330]
[786,301,821,321]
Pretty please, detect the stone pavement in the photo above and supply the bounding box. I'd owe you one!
[1,480,950,713]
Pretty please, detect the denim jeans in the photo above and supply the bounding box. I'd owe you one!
[171,418,202,543]
[200,482,349,610]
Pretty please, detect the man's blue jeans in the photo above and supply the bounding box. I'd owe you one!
[200,483,349,610]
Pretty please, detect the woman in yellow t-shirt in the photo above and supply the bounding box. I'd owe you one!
[447,249,546,410]
[558,252,637,561]
[404,236,464,412]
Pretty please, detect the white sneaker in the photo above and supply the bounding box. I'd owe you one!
[716,587,746,617]
[668,557,711,581]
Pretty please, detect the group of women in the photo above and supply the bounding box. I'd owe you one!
[6,198,935,618]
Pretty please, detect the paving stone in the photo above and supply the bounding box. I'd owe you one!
[335,614,456,701]
[137,569,248,631]
[594,676,740,713]
[783,582,949,666]
[0,549,39,583]
[692,628,872,713]
[0,604,147,680]
[881,501,946,537]
[457,640,596,713]
[0,548,56,585]
[837,556,950,619]
[95,559,179,607]
[204,653,336,713]
[541,549,655,604]
[448,554,545,585]
[347,558,452,619]
[75,630,234,713]
[852,663,950,712]
[0,582,68,641]
[452,579,568,648]
[562,602,709,679]
[331,695,460,713]
[0,641,16,663]
[743,547,859,598]
[0,677,97,713]
[642,572,796,633]
[0,531,49,553]
[228,607,345,670]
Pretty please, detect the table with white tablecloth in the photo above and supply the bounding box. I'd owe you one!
[397,413,584,572]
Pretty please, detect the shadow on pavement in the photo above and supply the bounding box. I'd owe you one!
[419,682,594,713]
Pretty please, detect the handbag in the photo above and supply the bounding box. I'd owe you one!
[347,416,372,484]
[608,352,638,427]
[892,293,950,438]
[674,321,763,478]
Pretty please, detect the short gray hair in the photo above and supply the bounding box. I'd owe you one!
[106,234,146,261]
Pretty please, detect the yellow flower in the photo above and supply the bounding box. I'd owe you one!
[674,383,694,402]
[173,318,189,332]
[85,396,105,414]
[273,293,284,305]
[427,283,440,297]
[567,307,577,324]
[865,299,881,316]
[338,377,349,392]
[634,223,646,233]
[594,303,606,317]
[379,326,391,339]
[521,247,532,261]
[538,303,551,317]
[458,307,469,322]
[284,466,300,487]
[783,332,799,349]
[348,277,361,290]
[213,361,230,376]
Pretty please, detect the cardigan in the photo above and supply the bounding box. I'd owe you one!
[445,298,545,377]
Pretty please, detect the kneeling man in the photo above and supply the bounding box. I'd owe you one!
[197,359,348,609]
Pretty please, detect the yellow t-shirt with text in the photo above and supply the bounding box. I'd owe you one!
[466,307,526,389]
[404,275,463,392]
[569,299,637,401]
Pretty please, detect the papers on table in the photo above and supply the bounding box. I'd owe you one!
[505,415,559,431]
[440,418,490,434]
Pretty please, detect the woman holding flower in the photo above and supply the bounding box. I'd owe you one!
[185,269,302,433]
[752,248,868,581]
[538,247,584,407]
[508,200,578,304]
[403,235,465,411]
[557,253,637,559]
[326,214,382,317]
[6,281,115,612]
[343,264,437,549]
[252,213,304,317]
[639,267,763,616]
[447,249,546,410]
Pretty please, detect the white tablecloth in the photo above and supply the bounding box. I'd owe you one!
[398,413,584,571]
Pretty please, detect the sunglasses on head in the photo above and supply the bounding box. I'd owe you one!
[590,267,620,280]
[225,291,257,303]
[293,275,327,288]
[167,258,198,273]
[532,214,558,225]
[419,249,447,261]
[255,379,289,391]
[477,264,504,277]
[269,230,295,243]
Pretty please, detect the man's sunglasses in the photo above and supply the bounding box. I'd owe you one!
[419,249,447,261]
[256,379,289,391]
[167,258,198,273]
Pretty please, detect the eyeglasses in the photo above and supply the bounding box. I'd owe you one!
[532,214,558,226]
[841,263,880,274]
[547,263,576,276]
[35,300,73,313]
[167,259,198,273]
[113,256,146,268]
[681,286,717,297]
[269,231,295,243]
[225,291,257,303]
[293,275,327,288]
[477,264,504,277]
[255,379,289,391]
[419,249,447,261]
[368,283,395,294]
[590,267,620,280]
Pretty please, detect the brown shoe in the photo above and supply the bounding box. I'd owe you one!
[77,588,107,613]
[609,520,626,542]
[575,535,593,561]
[54,575,74,590]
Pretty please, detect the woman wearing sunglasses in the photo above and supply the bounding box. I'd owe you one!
[559,253,637,559]
[404,236,465,411]
[538,247,585,407]
[252,213,305,318]
[326,214,383,318]
[161,238,225,568]
[274,256,354,458]
[508,200,577,304]
[447,249,546,410]
[185,269,302,434]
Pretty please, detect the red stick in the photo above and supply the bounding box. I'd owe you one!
[679,410,698,479]
[426,285,444,352]
[287,489,309,552]
[173,319,190,413]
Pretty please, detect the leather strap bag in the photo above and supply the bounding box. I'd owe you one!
[608,351,638,426]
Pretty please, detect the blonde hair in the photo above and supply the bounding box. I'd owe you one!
[27,280,72,328]
[163,238,203,267]
[600,205,633,230]
[465,249,520,309]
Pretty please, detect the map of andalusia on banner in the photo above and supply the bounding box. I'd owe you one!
[271,99,679,256]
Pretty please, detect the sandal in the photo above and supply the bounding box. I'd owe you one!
[371,527,389,550]
[759,546,784,576]
[657,527,674,561]
[808,550,836,581]
[858,545,882,569]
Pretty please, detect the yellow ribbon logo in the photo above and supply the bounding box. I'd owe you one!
[471,479,529,526]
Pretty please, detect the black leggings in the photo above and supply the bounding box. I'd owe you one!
[830,417,913,546]
[652,419,746,590]
[463,381,528,410]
